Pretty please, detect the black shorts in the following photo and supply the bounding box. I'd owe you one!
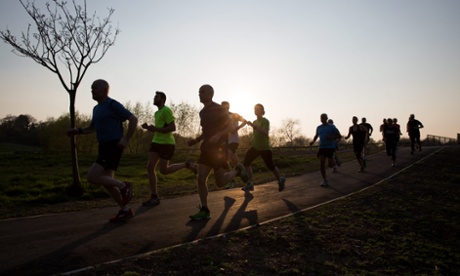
[353,142,365,156]
[96,140,124,170]
[317,148,335,159]
[149,142,175,160]
[198,146,228,170]
[243,147,275,171]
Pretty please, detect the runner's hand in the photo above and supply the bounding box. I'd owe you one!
[118,137,129,148]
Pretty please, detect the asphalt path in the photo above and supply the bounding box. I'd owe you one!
[0,146,442,275]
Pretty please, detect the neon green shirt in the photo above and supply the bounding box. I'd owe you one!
[252,117,270,150]
[152,106,175,145]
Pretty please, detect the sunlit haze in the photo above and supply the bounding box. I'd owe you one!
[1,0,459,140]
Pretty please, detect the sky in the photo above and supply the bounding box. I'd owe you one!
[1,0,459,140]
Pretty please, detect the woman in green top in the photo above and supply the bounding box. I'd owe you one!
[242,103,285,192]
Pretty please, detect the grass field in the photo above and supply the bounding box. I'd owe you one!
[70,146,459,275]
[0,144,362,219]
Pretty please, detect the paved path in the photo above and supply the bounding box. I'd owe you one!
[0,146,442,275]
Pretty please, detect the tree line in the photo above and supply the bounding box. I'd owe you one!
[0,101,317,154]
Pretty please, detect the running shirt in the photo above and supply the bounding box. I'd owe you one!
[384,125,400,143]
[252,117,270,150]
[407,120,423,135]
[152,106,175,145]
[349,125,367,145]
[316,123,340,149]
[360,122,373,135]
[90,98,133,143]
[199,102,229,150]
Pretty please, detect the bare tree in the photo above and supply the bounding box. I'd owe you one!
[170,102,200,138]
[124,101,153,154]
[0,0,119,195]
[280,118,302,147]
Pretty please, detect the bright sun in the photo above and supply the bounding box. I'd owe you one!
[225,92,258,122]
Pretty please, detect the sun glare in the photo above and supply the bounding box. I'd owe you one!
[225,92,258,122]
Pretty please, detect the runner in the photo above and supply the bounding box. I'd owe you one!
[241,103,286,192]
[406,114,424,154]
[345,116,369,172]
[187,85,249,220]
[67,79,138,223]
[221,101,247,189]
[379,118,387,141]
[327,119,341,173]
[141,91,197,206]
[309,113,342,187]
[383,118,400,166]
[360,117,373,157]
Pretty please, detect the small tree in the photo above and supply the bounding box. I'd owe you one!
[279,118,302,147]
[0,0,119,195]
[170,102,200,138]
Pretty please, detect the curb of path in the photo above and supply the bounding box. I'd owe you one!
[59,147,445,276]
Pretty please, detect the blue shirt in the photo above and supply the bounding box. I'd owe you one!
[90,98,133,143]
[316,123,340,149]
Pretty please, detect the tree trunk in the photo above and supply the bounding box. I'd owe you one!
[67,89,84,196]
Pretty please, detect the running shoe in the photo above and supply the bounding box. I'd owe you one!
[142,194,160,206]
[225,180,237,189]
[185,160,198,175]
[320,180,329,187]
[235,164,249,182]
[241,181,254,191]
[278,176,286,191]
[109,208,134,223]
[121,182,133,205]
[189,206,210,220]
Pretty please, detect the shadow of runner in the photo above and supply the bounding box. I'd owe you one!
[3,222,123,275]
[183,215,210,242]
[282,198,301,214]
[225,191,258,232]
[206,196,237,236]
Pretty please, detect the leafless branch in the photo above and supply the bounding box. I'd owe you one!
[0,0,119,92]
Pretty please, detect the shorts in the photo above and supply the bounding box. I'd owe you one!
[149,142,175,160]
[243,147,276,171]
[96,140,124,170]
[198,146,228,170]
[353,142,365,157]
[228,142,239,153]
[317,148,335,159]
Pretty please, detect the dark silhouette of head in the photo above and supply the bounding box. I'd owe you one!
[91,79,109,103]
[199,84,214,105]
[254,103,265,116]
[320,113,328,124]
[154,91,167,107]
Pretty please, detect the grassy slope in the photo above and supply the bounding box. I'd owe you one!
[78,146,460,275]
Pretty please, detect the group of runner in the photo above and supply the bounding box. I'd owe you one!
[67,80,424,222]
[309,113,423,188]
[67,81,285,222]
